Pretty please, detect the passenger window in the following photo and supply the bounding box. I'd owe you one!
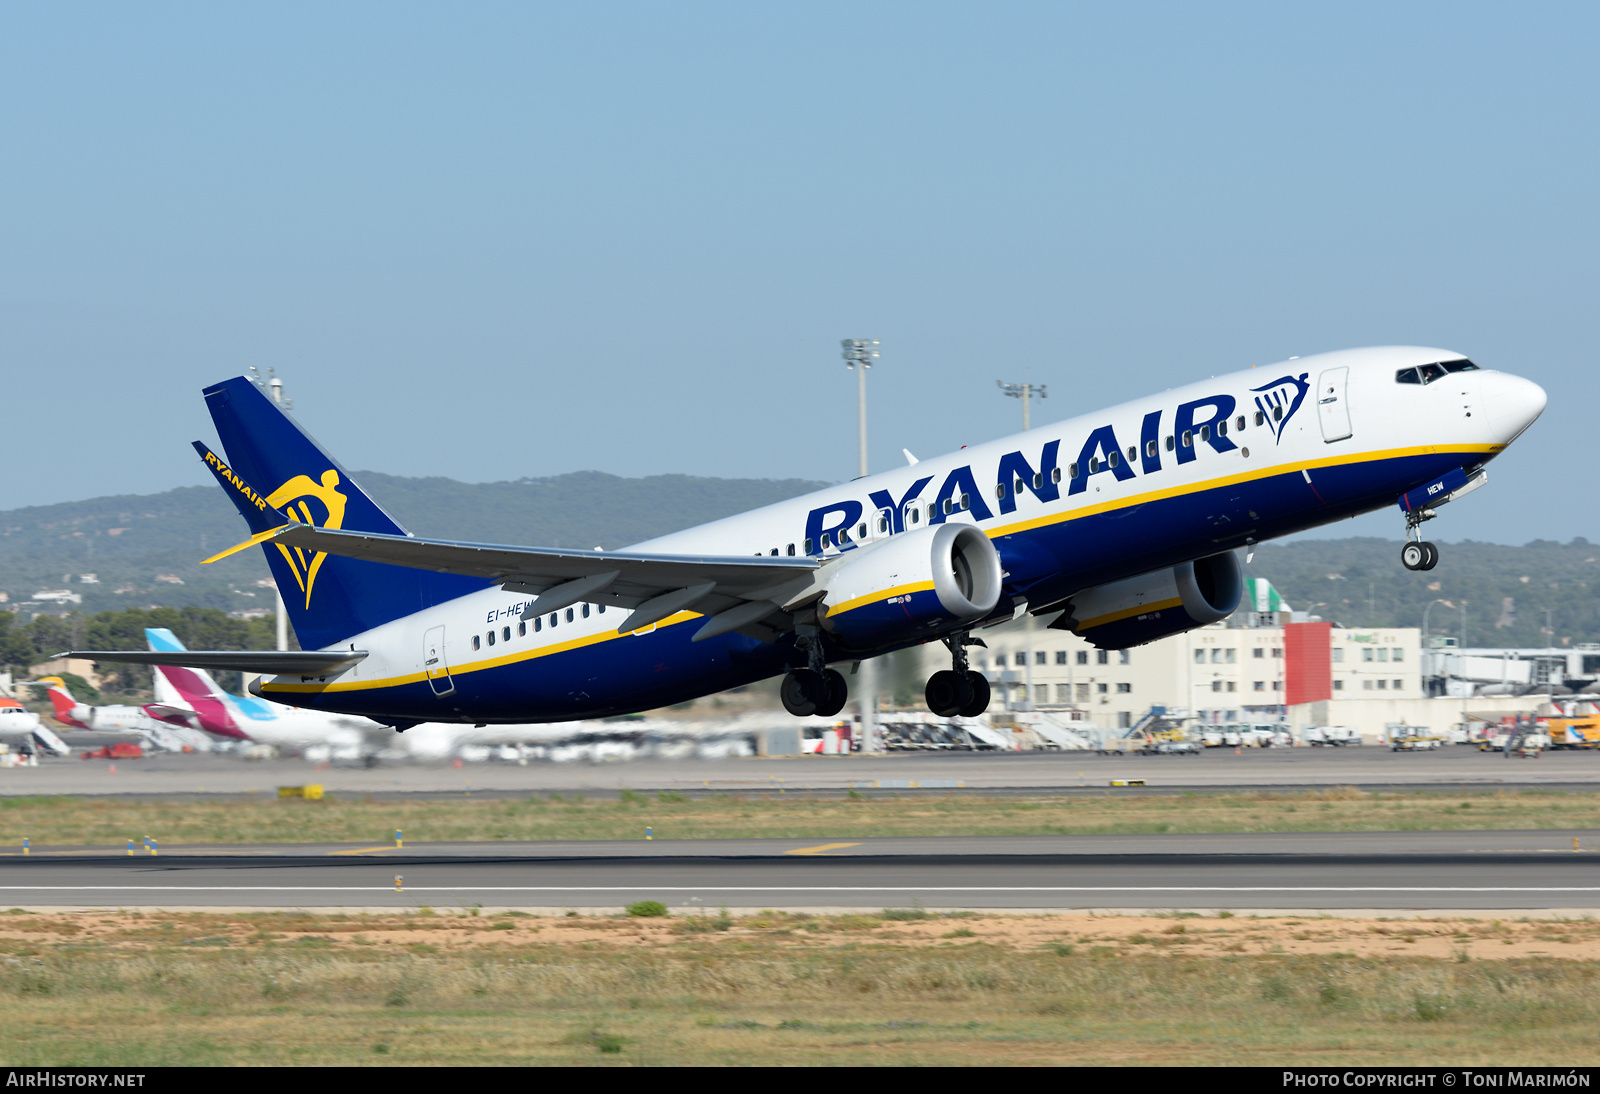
[787,543,796,555]
[877,515,889,534]
[518,621,526,637]
[1068,462,1079,479]
[534,616,542,632]
[1273,405,1283,421]
[960,493,970,510]
[1200,425,1211,442]
[1165,435,1175,451]
[942,499,954,515]
[1088,457,1100,474]
[486,631,495,646]
[598,605,605,613]
[1235,415,1246,431]
[804,538,814,553]
[858,523,867,539]
[996,483,1007,500]
[770,548,778,556]
[821,533,832,548]
[1181,430,1192,447]
[502,626,511,642]
[582,604,590,618]
[1033,472,1044,489]
[472,635,480,651]
[1145,440,1157,458]
[566,608,574,622]
[1014,478,1025,493]
[1216,421,1226,437]
[1125,448,1136,464]
[1051,467,1061,484]
[1254,411,1265,426]
[1107,450,1119,468]
[908,508,920,526]
[550,613,558,627]
[838,529,850,545]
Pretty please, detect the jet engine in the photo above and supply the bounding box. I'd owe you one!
[818,523,1004,650]
[1052,551,1244,649]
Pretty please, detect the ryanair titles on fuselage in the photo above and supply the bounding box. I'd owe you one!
[800,372,1311,552]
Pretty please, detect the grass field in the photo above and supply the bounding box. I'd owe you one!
[0,787,1596,847]
[1,908,1597,1065]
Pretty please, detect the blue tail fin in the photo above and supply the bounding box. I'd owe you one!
[201,376,487,648]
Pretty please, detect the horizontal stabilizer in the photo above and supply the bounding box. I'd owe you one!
[56,650,368,676]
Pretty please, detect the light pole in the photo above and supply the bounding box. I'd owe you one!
[250,369,293,652]
[997,378,1046,708]
[997,380,1046,431]
[842,339,879,479]
[841,339,880,746]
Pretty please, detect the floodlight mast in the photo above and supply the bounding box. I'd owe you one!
[996,378,1047,710]
[842,339,879,479]
[997,379,1045,431]
[247,368,292,650]
[840,338,881,750]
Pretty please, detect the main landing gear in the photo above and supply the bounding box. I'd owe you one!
[925,631,991,719]
[1402,511,1440,572]
[780,668,848,718]
[780,629,849,717]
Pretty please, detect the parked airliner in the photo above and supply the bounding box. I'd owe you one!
[71,347,1545,727]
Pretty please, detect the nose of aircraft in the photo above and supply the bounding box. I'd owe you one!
[1483,371,1547,444]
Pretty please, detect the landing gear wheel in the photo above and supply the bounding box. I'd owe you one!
[925,670,968,718]
[781,669,823,717]
[958,673,991,718]
[1401,542,1427,571]
[814,669,849,718]
[1419,541,1439,570]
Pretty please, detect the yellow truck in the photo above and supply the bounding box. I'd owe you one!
[1544,718,1600,750]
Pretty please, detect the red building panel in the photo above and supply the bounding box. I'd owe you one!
[1284,621,1332,706]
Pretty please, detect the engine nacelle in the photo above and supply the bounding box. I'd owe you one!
[818,524,1004,650]
[1053,551,1243,650]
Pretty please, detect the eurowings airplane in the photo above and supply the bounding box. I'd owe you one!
[71,348,1545,727]
[141,628,375,753]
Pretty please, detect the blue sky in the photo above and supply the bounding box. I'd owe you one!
[1,2,1594,544]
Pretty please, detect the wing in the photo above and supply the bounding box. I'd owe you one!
[207,523,829,643]
[54,649,368,677]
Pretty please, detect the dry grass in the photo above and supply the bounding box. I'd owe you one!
[0,788,1597,847]
[0,908,1597,1065]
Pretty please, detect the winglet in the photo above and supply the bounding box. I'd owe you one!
[202,524,299,565]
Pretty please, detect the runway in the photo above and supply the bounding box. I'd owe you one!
[5,830,1600,912]
[9,742,1600,798]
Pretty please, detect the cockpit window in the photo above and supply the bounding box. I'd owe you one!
[1397,359,1475,386]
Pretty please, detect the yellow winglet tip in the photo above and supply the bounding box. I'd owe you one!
[202,525,292,565]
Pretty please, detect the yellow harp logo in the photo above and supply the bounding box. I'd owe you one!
[266,470,348,609]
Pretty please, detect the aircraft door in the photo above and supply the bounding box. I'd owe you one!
[424,625,454,696]
[1317,366,1353,443]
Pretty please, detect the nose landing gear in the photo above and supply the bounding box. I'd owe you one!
[925,631,992,718]
[1401,540,1438,571]
[1402,511,1440,571]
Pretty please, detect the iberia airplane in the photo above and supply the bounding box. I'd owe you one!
[70,348,1545,727]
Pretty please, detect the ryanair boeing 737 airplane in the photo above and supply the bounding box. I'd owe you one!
[71,347,1545,727]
